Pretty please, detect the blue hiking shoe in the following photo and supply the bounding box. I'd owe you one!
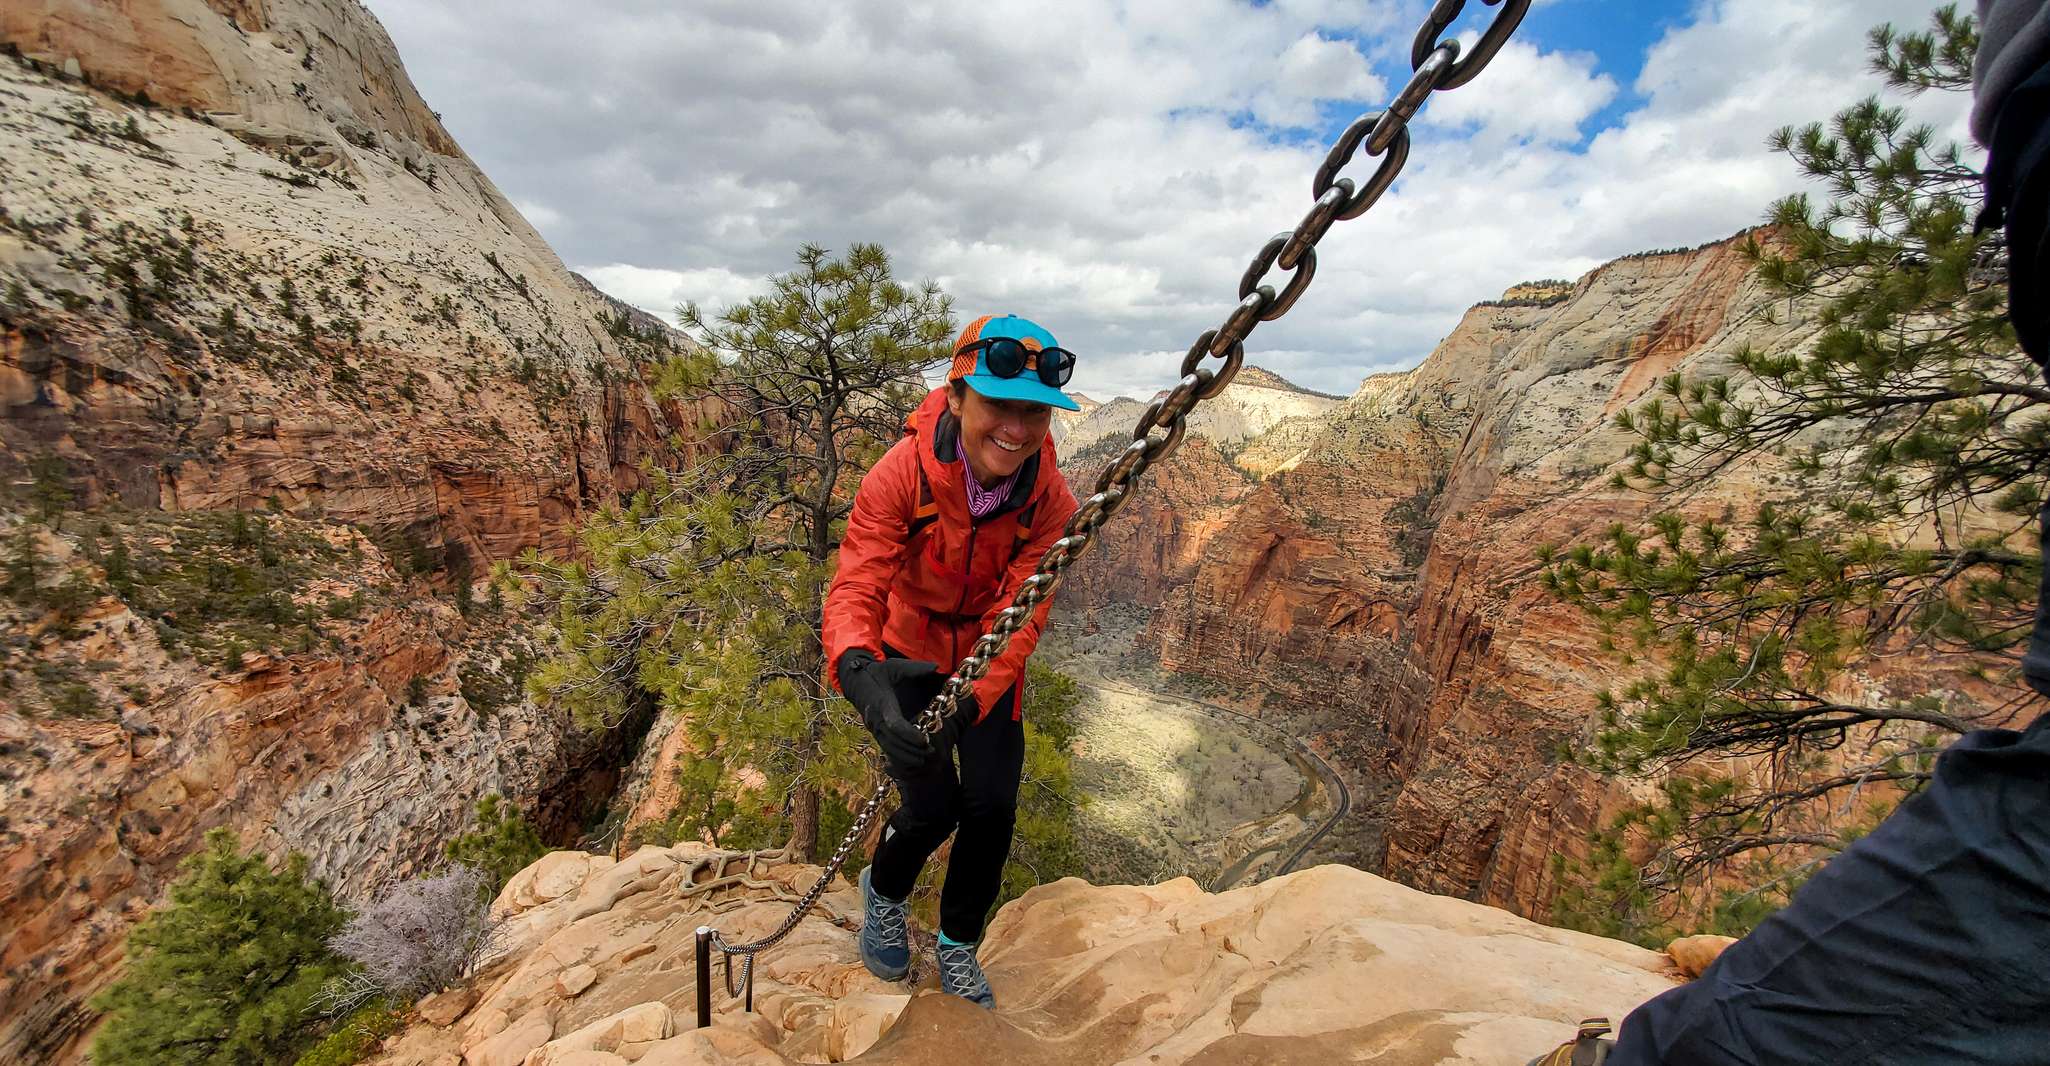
[936,934,994,1008]
[858,866,910,981]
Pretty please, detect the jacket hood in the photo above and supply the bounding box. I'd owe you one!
[907,385,1062,519]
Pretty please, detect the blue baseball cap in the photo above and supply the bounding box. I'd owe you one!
[949,313,1081,411]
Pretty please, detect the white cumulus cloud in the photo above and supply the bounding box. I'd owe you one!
[366,0,1972,400]
[578,264,771,323]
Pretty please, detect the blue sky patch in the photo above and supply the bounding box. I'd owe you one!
[1518,0,1696,131]
[1303,0,1699,151]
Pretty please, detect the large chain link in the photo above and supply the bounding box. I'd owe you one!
[709,0,1530,999]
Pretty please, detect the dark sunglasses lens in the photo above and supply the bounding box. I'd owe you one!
[982,338,1028,377]
[1038,348,1075,387]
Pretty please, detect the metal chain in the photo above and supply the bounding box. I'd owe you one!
[708,0,1529,1000]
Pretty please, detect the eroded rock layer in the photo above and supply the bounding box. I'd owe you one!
[0,2,701,1060]
[1059,238,1828,916]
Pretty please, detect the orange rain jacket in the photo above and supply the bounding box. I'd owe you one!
[823,386,1079,721]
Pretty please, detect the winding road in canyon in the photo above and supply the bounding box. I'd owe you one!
[1068,671,1351,890]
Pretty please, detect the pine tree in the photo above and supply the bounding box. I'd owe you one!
[443,794,547,892]
[88,828,349,1066]
[4,522,40,601]
[1543,5,2036,943]
[28,452,73,521]
[525,243,953,862]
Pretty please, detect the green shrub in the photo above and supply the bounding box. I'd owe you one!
[457,644,532,718]
[89,829,350,1066]
[44,680,99,718]
[444,794,546,891]
[289,998,402,1066]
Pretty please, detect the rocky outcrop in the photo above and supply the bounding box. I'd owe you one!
[1057,240,1839,917]
[0,2,704,1060]
[1057,366,1342,470]
[0,0,461,156]
[0,508,632,1063]
[0,0,708,548]
[1059,436,1258,611]
[369,847,1679,1065]
[1665,935,1737,979]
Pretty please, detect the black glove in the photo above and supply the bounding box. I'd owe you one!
[838,649,942,777]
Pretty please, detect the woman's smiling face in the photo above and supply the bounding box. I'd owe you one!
[949,383,1053,483]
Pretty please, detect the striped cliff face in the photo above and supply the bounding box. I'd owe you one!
[0,3,711,1060]
[1053,234,1926,919]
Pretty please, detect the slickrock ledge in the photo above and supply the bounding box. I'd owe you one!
[373,847,1679,1066]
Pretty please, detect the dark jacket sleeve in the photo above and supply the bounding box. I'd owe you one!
[1607,714,2050,1065]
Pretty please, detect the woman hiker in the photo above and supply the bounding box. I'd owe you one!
[821,313,1082,1008]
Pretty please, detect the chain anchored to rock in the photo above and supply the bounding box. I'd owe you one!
[695,0,1531,1027]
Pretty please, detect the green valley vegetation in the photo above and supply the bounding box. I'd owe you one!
[522,242,965,861]
[88,829,352,1066]
[1001,661,1087,905]
[1,467,401,712]
[1542,5,2035,945]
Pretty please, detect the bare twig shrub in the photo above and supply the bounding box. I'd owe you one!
[327,865,501,1003]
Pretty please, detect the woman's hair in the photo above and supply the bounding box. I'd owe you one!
[948,378,968,400]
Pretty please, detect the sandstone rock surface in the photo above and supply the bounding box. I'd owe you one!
[371,847,1677,1066]
[1665,935,1738,979]
[420,986,477,1028]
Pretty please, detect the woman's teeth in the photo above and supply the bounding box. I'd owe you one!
[992,437,1023,453]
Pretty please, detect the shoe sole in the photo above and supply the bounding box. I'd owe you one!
[861,950,910,982]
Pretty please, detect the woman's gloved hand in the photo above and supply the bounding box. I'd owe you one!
[838,649,942,777]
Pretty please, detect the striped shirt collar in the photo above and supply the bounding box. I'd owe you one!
[955,438,1020,518]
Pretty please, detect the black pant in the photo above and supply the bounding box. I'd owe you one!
[1607,712,2050,1064]
[866,646,1024,943]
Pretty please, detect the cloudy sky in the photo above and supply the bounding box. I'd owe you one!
[365,0,1974,399]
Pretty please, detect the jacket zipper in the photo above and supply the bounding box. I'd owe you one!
[952,518,978,669]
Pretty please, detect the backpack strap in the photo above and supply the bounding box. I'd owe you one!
[1012,500,1039,546]
[1526,1019,1613,1066]
[909,463,939,537]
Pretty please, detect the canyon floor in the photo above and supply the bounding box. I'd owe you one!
[1044,612,1383,884]
[1068,669,1337,892]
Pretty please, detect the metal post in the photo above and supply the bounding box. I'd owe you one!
[694,927,713,1029]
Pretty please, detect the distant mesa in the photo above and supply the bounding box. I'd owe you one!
[1476,278,1578,309]
[1052,363,1344,462]
[1229,364,1346,399]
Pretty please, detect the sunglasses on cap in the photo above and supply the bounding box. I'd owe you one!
[961,336,1077,388]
